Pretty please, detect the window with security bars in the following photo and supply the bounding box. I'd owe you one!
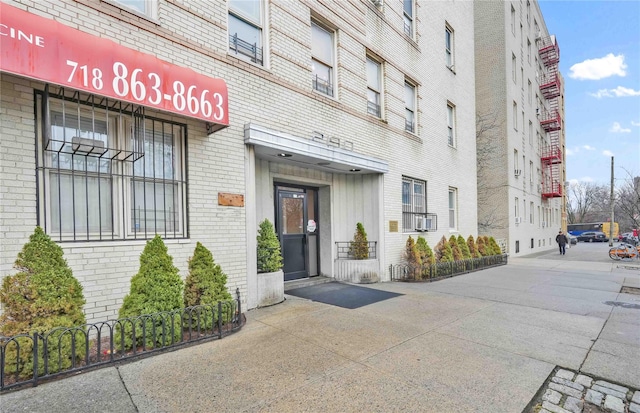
[402,177,426,232]
[228,0,264,65]
[36,87,188,242]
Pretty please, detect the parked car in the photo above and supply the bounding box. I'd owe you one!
[577,231,609,242]
[567,234,578,245]
[619,232,638,245]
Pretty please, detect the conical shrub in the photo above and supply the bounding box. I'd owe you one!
[457,235,472,259]
[0,227,86,377]
[488,237,502,255]
[467,235,481,258]
[183,242,233,328]
[477,236,489,256]
[404,236,422,279]
[257,219,283,273]
[435,236,454,263]
[118,235,183,350]
[350,222,369,259]
[449,235,463,261]
[415,236,435,279]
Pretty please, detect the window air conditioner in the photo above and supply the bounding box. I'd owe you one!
[515,217,522,224]
[514,169,522,177]
[415,215,425,231]
[424,217,433,231]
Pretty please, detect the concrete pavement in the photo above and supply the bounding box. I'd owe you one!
[1,244,639,412]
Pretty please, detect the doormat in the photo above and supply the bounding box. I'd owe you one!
[285,282,403,309]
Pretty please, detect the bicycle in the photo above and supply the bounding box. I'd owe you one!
[608,243,640,260]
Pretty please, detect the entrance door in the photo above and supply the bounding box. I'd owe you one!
[277,189,308,281]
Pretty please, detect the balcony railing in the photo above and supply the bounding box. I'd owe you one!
[405,119,415,133]
[336,241,377,259]
[229,34,263,65]
[313,75,333,97]
[367,101,381,117]
[390,254,508,281]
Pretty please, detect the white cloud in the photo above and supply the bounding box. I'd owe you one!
[602,150,614,157]
[581,176,594,183]
[565,148,574,156]
[589,86,640,98]
[610,122,631,133]
[569,53,627,80]
[582,145,596,151]
[632,121,640,127]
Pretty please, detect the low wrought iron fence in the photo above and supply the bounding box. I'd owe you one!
[335,241,377,259]
[0,289,244,391]
[389,254,508,282]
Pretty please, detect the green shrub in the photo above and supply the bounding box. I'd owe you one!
[467,235,481,258]
[404,236,422,279]
[0,227,86,377]
[435,236,454,263]
[477,236,489,256]
[416,236,435,265]
[117,235,184,350]
[488,237,502,255]
[350,222,369,259]
[183,242,233,329]
[449,235,463,261]
[257,219,283,273]
[457,235,472,259]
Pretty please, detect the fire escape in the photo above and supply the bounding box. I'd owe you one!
[537,35,563,198]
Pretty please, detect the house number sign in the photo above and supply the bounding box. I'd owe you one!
[0,2,228,125]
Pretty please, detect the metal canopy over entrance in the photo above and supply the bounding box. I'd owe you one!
[244,123,388,174]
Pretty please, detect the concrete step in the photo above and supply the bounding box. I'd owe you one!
[284,276,333,292]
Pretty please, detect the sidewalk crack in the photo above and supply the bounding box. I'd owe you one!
[117,366,139,413]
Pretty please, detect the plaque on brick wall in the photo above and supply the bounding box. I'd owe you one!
[218,193,244,207]
[389,221,398,232]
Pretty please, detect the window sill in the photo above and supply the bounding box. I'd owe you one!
[101,0,161,25]
[58,238,192,249]
[227,52,267,70]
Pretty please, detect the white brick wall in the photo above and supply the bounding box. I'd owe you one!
[2,0,477,322]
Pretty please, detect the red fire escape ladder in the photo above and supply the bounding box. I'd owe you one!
[538,35,563,199]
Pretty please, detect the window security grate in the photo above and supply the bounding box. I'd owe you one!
[229,33,264,65]
[36,85,188,242]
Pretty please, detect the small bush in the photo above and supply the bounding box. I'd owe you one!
[488,237,502,255]
[404,236,422,279]
[449,235,463,261]
[257,219,283,273]
[0,227,86,377]
[477,236,489,257]
[467,235,481,258]
[117,235,184,350]
[435,236,454,263]
[416,236,435,279]
[183,242,233,329]
[457,235,472,259]
[350,222,369,259]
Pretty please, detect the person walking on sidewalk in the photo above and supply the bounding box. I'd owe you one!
[556,231,568,255]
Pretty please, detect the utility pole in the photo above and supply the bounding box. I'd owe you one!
[609,156,615,246]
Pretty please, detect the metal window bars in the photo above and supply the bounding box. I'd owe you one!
[229,33,263,65]
[312,74,333,97]
[36,86,188,242]
[367,100,381,117]
[405,119,415,133]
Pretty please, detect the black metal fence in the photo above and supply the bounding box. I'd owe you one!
[0,290,244,391]
[336,241,377,259]
[390,254,508,282]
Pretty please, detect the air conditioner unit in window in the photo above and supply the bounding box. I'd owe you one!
[415,215,426,231]
[371,0,383,6]
[514,169,522,177]
[515,217,522,224]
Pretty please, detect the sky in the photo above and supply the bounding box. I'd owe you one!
[538,0,640,186]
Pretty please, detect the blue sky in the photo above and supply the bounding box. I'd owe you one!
[538,0,640,186]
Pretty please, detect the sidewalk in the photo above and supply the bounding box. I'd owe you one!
[1,250,639,412]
